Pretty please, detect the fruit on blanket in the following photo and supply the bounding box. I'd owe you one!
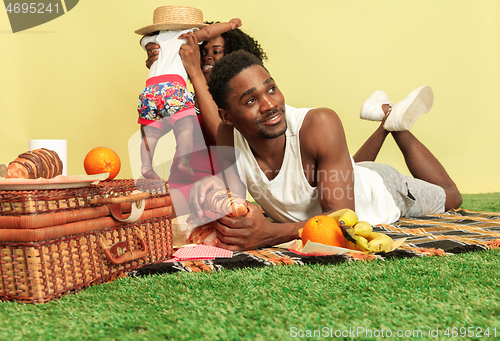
[327,208,350,222]
[298,215,344,247]
[366,232,393,253]
[84,147,121,180]
[342,235,370,252]
[338,209,359,228]
[329,208,394,253]
[352,221,373,237]
[332,208,360,244]
[342,227,394,253]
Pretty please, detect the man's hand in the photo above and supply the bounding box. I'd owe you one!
[145,42,159,69]
[189,176,226,219]
[212,202,276,251]
[178,32,202,77]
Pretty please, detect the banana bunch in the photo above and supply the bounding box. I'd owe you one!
[327,209,394,253]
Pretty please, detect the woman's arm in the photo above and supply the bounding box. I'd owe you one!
[179,33,221,141]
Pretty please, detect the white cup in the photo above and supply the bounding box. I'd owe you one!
[28,139,68,176]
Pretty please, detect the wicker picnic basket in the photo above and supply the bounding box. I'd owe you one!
[0,179,173,303]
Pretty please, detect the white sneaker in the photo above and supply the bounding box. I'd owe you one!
[384,86,434,131]
[360,90,393,121]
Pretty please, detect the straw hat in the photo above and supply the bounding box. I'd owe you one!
[135,6,207,35]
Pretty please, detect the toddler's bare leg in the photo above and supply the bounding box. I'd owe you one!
[173,116,195,177]
[140,122,172,179]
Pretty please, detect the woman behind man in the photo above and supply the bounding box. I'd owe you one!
[143,25,267,216]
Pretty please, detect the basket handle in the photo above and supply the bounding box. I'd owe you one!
[98,227,148,265]
[90,190,150,223]
[89,190,150,205]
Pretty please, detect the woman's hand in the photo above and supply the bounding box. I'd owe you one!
[189,176,226,219]
[145,42,159,69]
[213,203,277,251]
[178,32,203,77]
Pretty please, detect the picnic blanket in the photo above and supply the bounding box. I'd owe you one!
[129,209,500,277]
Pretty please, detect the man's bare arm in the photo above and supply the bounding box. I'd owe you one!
[300,108,355,213]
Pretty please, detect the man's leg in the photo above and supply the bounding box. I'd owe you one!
[355,124,462,211]
[355,89,462,210]
[390,130,462,211]
[353,105,391,162]
[355,86,433,162]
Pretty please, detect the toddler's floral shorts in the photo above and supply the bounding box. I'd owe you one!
[138,81,194,123]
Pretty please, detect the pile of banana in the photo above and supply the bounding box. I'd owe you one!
[328,209,394,253]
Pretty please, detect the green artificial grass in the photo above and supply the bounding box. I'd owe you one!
[461,192,500,213]
[0,193,499,341]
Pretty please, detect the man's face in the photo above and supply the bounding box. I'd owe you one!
[222,65,287,140]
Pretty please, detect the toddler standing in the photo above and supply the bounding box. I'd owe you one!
[135,6,241,179]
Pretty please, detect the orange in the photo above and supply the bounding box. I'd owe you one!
[299,215,344,247]
[84,147,121,180]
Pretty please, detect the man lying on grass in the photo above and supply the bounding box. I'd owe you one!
[189,50,462,251]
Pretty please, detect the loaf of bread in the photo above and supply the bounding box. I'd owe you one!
[5,148,63,179]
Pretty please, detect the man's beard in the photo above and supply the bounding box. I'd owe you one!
[256,107,287,139]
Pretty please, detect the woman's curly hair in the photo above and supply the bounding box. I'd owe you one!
[203,21,267,62]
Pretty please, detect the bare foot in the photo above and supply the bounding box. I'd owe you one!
[141,167,161,180]
[178,163,194,177]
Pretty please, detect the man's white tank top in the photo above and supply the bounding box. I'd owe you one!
[233,105,400,225]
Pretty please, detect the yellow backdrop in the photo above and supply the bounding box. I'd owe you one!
[1,0,499,194]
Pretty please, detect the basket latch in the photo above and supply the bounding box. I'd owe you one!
[98,227,148,265]
[89,190,150,223]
